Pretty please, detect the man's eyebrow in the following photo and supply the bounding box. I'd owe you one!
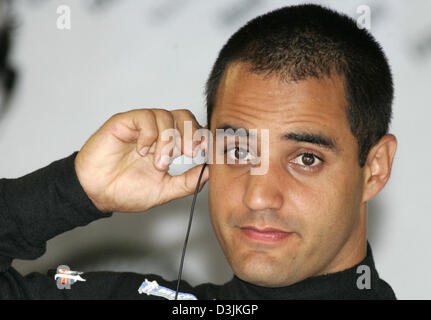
[283,132,337,150]
[215,124,256,137]
[215,124,337,150]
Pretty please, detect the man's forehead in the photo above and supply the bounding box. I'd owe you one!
[213,62,348,121]
[216,62,292,107]
[214,63,346,112]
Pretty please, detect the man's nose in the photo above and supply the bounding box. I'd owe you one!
[242,163,284,212]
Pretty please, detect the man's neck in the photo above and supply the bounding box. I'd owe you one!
[317,208,368,276]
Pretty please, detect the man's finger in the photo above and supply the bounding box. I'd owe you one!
[152,109,177,171]
[133,110,159,156]
[107,110,159,156]
[172,109,205,158]
[165,164,209,200]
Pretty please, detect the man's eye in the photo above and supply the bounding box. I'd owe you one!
[226,146,254,162]
[292,153,323,167]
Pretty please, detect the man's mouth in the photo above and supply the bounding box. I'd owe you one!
[239,226,293,243]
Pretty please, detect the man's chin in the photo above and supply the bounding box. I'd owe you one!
[232,256,300,288]
[235,270,295,288]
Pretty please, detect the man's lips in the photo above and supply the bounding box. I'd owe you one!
[239,226,293,243]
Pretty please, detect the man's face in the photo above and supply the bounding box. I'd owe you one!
[208,62,367,287]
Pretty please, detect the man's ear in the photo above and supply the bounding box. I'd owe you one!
[362,134,397,203]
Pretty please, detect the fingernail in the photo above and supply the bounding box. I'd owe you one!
[140,146,149,156]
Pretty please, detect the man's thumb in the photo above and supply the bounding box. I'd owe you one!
[168,164,209,199]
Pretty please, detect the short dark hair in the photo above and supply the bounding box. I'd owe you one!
[205,4,393,167]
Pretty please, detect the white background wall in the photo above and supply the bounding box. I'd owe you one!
[0,0,430,299]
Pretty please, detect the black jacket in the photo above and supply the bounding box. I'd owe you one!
[0,152,396,299]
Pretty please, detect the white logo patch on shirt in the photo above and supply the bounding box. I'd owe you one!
[138,279,197,300]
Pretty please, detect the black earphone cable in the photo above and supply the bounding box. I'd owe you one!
[175,162,208,300]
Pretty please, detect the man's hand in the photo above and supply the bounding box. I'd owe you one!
[74,108,209,213]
